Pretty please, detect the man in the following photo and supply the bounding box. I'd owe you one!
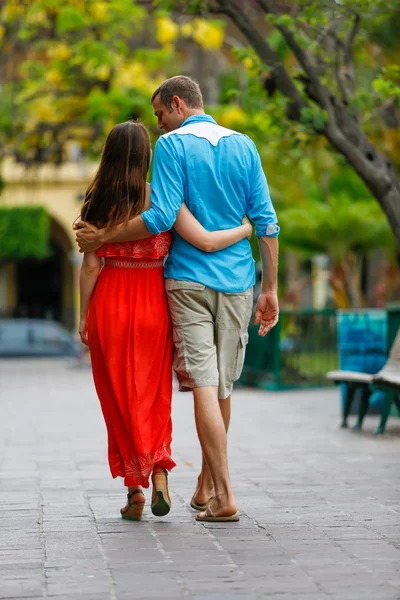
[76,76,279,522]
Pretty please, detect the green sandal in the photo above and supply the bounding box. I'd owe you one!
[151,469,171,517]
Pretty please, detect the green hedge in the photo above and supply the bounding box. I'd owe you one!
[0,206,51,260]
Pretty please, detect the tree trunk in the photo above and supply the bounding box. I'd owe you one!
[324,97,400,248]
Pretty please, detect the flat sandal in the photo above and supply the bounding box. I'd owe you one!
[190,476,214,511]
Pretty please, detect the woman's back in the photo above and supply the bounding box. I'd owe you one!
[96,231,171,260]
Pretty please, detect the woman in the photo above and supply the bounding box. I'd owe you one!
[78,121,251,521]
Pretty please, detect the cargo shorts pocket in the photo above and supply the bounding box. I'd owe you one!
[219,289,253,330]
[231,330,249,383]
[165,279,207,326]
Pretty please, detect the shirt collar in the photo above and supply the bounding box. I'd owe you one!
[180,114,217,128]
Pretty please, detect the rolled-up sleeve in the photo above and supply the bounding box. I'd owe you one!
[247,143,279,238]
[142,136,184,235]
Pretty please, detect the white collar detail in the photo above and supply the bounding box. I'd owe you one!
[163,122,240,146]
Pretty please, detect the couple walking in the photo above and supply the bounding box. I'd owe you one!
[75,76,279,523]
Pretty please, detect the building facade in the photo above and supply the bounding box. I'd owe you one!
[0,160,96,330]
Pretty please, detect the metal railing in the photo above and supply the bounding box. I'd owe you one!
[240,309,338,390]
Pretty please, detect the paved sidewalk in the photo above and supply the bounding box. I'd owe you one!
[0,359,399,600]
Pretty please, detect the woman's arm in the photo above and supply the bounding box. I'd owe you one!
[79,252,102,345]
[173,204,252,252]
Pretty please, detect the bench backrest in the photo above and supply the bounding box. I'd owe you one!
[380,326,400,375]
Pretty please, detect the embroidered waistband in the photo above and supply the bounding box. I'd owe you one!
[104,258,164,269]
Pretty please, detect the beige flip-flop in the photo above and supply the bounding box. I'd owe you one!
[190,495,214,511]
[195,505,240,522]
[190,476,214,511]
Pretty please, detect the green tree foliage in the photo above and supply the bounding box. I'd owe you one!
[0,206,50,259]
[0,0,232,162]
[0,0,180,162]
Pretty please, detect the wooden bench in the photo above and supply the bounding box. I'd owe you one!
[327,328,400,434]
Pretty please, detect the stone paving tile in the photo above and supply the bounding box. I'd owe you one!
[1,359,400,600]
[45,596,111,600]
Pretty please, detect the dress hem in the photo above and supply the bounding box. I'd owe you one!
[109,450,176,488]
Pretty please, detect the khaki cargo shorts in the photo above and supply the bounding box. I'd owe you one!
[165,279,253,399]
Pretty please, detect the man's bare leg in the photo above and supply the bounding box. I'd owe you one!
[193,395,231,506]
[193,387,236,516]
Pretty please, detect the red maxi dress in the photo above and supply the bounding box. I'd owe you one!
[86,232,176,488]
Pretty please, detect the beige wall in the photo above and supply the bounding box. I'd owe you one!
[1,160,97,328]
[1,160,97,246]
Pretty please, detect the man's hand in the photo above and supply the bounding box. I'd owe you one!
[74,220,104,253]
[254,291,279,336]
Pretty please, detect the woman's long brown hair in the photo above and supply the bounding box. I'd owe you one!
[81,121,151,229]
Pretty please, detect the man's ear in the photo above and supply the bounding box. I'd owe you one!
[173,95,183,114]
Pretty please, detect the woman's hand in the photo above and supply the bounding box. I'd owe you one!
[79,318,89,346]
[242,216,253,240]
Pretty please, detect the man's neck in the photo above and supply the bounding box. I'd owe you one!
[182,109,205,121]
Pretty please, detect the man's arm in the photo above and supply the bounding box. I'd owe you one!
[75,216,151,253]
[246,142,279,240]
[246,141,280,336]
[141,136,184,235]
[255,236,279,336]
[75,136,184,253]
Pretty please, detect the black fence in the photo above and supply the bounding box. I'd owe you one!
[240,309,338,390]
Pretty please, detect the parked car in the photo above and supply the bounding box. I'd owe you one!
[0,319,83,358]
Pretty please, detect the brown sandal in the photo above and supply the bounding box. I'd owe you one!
[120,489,145,521]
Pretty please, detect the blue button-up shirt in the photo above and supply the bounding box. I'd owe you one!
[142,114,279,293]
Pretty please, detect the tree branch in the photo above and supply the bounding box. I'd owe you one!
[334,38,350,103]
[213,0,306,119]
[256,0,330,109]
[341,12,360,97]
[345,12,360,63]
